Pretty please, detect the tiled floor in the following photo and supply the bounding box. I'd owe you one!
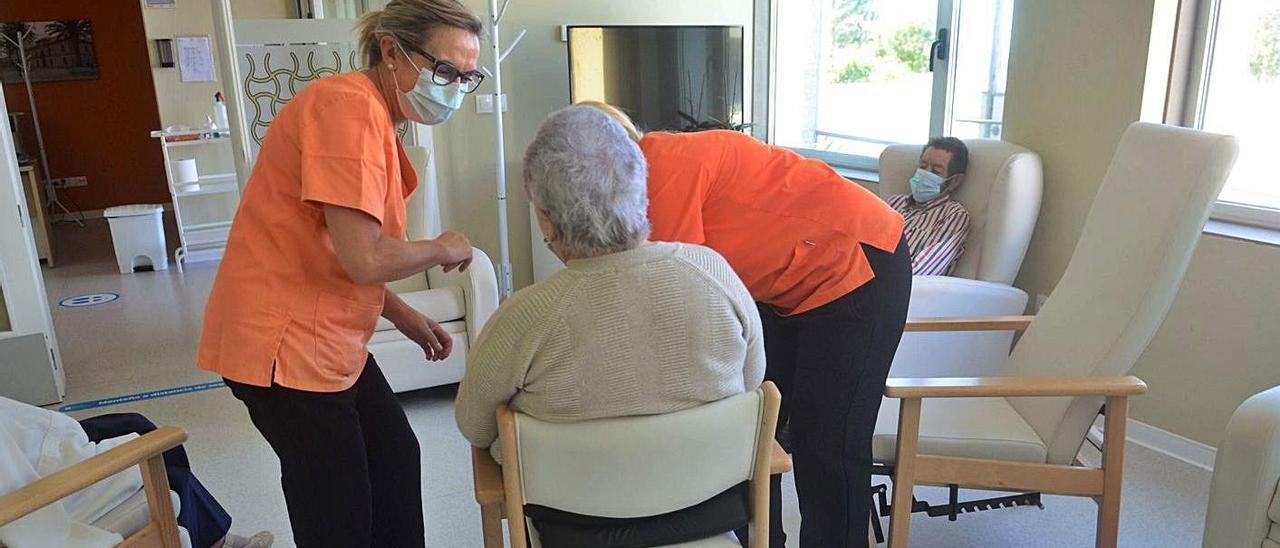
[40,219,1212,547]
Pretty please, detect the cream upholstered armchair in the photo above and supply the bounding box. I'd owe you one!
[371,146,500,393]
[877,123,1238,547]
[878,141,1042,378]
[1202,386,1280,548]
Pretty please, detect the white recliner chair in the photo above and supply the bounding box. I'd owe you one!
[878,140,1042,377]
[369,146,500,393]
[1203,385,1280,548]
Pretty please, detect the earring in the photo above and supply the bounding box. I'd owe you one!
[387,62,395,70]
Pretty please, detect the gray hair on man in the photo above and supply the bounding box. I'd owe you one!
[523,106,651,259]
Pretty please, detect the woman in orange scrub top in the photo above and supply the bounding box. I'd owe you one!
[582,102,911,548]
[197,2,481,546]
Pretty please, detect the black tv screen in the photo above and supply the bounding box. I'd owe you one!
[567,25,746,133]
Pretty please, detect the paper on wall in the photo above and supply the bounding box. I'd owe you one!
[175,36,216,83]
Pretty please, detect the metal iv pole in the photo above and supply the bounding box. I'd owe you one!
[486,0,526,300]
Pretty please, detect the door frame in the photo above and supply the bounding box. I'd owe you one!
[0,85,64,402]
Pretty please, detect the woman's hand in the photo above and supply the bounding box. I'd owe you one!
[383,290,453,361]
[396,310,454,362]
[434,231,473,272]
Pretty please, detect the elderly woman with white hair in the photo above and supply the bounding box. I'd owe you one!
[455,106,764,501]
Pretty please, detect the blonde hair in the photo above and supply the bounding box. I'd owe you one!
[356,0,483,68]
[575,100,642,142]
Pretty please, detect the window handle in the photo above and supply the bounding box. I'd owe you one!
[929,27,950,72]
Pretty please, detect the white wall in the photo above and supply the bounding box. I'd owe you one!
[433,0,756,289]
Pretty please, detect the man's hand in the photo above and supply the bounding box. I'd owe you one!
[434,231,473,273]
[394,309,454,362]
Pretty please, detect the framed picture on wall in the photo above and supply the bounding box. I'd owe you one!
[0,19,100,84]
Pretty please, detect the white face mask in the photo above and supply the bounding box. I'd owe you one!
[392,40,465,125]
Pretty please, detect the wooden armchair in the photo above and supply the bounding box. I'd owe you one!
[886,315,1145,547]
[0,426,188,547]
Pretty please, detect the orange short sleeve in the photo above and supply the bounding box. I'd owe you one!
[298,96,389,224]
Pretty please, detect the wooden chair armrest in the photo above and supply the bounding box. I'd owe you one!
[904,315,1035,332]
[769,440,793,475]
[472,445,505,506]
[885,376,1148,399]
[0,426,187,526]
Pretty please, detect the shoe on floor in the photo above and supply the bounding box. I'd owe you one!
[220,531,273,548]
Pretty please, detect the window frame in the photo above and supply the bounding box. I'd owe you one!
[766,0,959,172]
[1170,0,1280,230]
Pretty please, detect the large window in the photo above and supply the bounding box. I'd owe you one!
[1179,0,1280,228]
[771,0,1014,172]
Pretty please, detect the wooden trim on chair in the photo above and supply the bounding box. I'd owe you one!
[496,407,529,548]
[884,390,1141,548]
[914,456,1104,496]
[888,398,922,547]
[471,446,507,548]
[885,376,1148,399]
[139,453,182,547]
[0,426,187,527]
[1096,396,1129,548]
[749,382,782,548]
[903,315,1035,332]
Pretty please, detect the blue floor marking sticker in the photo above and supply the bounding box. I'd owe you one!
[59,292,120,308]
[58,381,228,413]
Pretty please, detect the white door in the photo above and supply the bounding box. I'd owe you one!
[0,85,64,404]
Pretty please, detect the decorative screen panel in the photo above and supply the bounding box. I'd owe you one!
[236,44,360,156]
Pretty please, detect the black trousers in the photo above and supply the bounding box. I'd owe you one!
[225,354,424,548]
[80,413,232,548]
[763,239,911,547]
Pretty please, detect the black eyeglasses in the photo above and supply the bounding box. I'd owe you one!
[407,46,485,94]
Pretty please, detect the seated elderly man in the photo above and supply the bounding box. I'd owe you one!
[455,105,764,459]
[885,136,971,276]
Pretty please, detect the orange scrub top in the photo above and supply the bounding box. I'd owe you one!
[197,72,417,392]
[641,130,903,316]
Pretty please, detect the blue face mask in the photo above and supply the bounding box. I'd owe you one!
[908,168,951,202]
[394,40,466,125]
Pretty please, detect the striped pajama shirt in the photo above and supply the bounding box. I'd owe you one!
[886,193,971,276]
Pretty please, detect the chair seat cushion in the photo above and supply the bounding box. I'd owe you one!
[374,286,465,332]
[873,397,1047,464]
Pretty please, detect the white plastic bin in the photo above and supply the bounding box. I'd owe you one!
[104,204,168,274]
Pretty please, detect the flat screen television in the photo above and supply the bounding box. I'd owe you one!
[567,25,746,133]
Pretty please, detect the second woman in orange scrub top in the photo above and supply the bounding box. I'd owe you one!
[583,102,911,548]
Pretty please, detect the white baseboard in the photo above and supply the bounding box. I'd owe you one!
[1088,416,1217,472]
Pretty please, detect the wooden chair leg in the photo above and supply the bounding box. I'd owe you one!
[140,454,182,548]
[888,398,922,547]
[480,502,505,548]
[1096,396,1128,548]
